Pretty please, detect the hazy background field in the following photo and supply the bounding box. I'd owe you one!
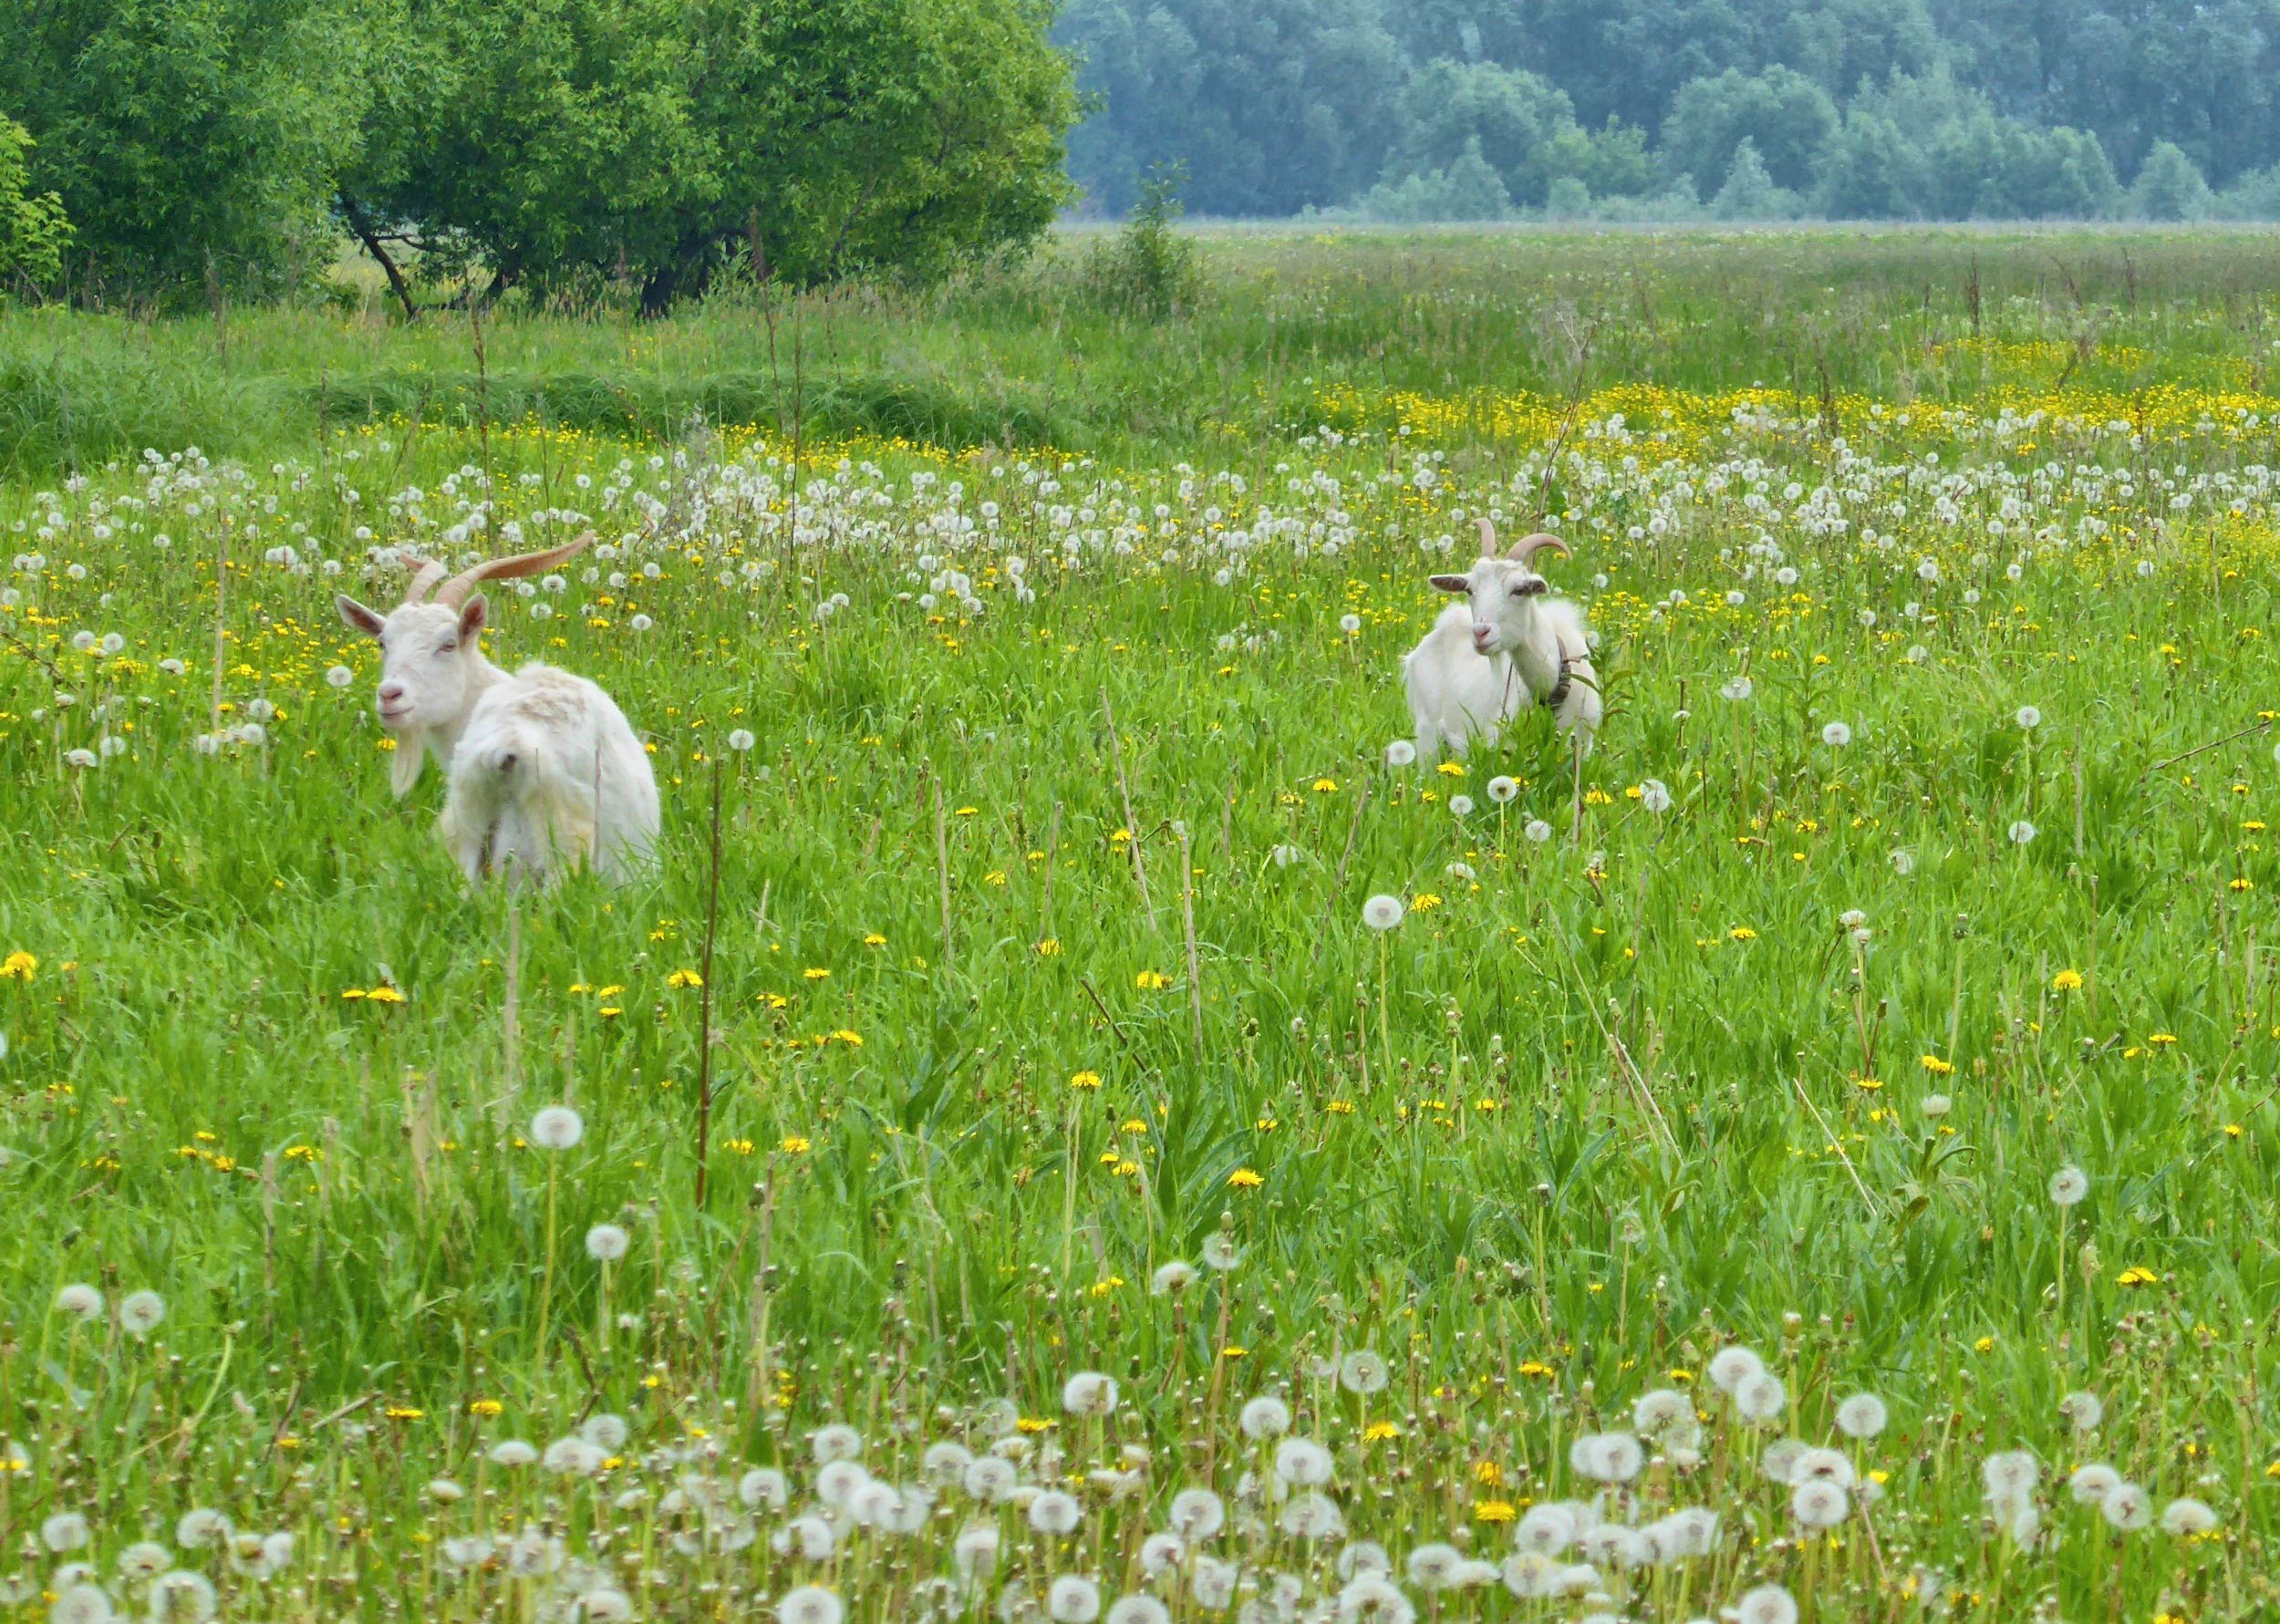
[8,225,2280,477]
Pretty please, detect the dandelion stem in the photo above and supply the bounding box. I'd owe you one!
[1177,822,1205,1060]
[694,753,725,1209]
[534,1158,559,1370]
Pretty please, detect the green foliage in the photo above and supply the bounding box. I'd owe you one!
[2,0,1075,305]
[2129,140,2214,223]
[0,0,373,302]
[1066,0,2280,221]
[1384,58,1574,208]
[1058,0,1405,215]
[1358,137,1514,222]
[1083,162,1199,315]
[1541,118,1657,201]
[1661,67,1840,197]
[0,113,70,291]
[347,0,1078,309]
[1709,138,1797,221]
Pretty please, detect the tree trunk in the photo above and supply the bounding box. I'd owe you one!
[338,191,418,321]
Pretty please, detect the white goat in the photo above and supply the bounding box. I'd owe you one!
[1404,519,1601,758]
[337,534,660,884]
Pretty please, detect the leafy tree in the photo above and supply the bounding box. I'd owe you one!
[1541,119,1657,199]
[1058,0,1405,215]
[0,0,374,301]
[1660,66,1838,194]
[1083,162,1199,314]
[1812,111,1927,218]
[2128,140,2213,222]
[1708,137,1798,219]
[1358,136,1514,221]
[0,114,71,292]
[1385,58,1575,206]
[347,0,1079,310]
[2213,161,2280,220]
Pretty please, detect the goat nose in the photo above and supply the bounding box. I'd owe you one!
[378,682,406,702]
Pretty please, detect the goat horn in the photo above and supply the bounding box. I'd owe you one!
[1476,516,1498,557]
[398,554,451,605]
[434,533,597,609]
[1507,532,1570,565]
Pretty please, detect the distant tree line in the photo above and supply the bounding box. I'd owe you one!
[0,0,1078,307]
[1059,0,2280,222]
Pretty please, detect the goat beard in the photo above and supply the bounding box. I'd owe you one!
[389,724,430,798]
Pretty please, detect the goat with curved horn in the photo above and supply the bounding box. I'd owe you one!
[1404,522,1601,760]
[336,530,658,884]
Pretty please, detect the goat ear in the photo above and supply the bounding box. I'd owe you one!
[1427,574,1470,594]
[458,594,489,639]
[389,731,427,799]
[337,595,385,637]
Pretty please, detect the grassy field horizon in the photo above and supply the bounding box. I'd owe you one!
[0,230,2276,1620]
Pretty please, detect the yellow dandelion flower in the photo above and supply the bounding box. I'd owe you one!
[1070,1071,1104,1090]
[2118,1266,2160,1286]
[1410,893,1443,911]
[2052,968,2083,991]
[667,968,703,988]
[832,1029,863,1047]
[1435,761,1464,778]
[1312,778,1338,793]
[803,967,830,981]
[1227,1167,1264,1189]
[1363,1420,1402,1442]
[0,950,36,981]
[1921,1054,1955,1075]
[780,1135,811,1154]
[1135,970,1172,989]
[863,933,886,946]
[468,1399,503,1417]
[1473,1500,1517,1524]
[366,985,406,1005]
[1729,926,1757,941]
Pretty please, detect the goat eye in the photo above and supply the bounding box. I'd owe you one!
[439,641,456,655]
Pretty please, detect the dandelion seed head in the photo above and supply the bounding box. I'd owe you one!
[1821,720,1852,747]
[2102,1481,2152,1531]
[1487,774,1518,804]
[1047,1575,1102,1623]
[1736,1583,1799,1624]
[1240,1395,1291,1439]
[41,1512,90,1552]
[779,1586,845,1624]
[2048,1165,2089,1206]
[2161,1497,2217,1536]
[55,1284,103,1322]
[1790,1479,1850,1528]
[1706,1345,1765,1394]
[1362,894,1404,931]
[1274,1437,1334,1488]
[1338,1349,1390,1396]
[584,1223,630,1262]
[1028,1490,1083,1536]
[1062,1371,1119,1416]
[1384,740,1416,768]
[529,1105,584,1150]
[119,1290,165,1338]
[1835,1393,1888,1439]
